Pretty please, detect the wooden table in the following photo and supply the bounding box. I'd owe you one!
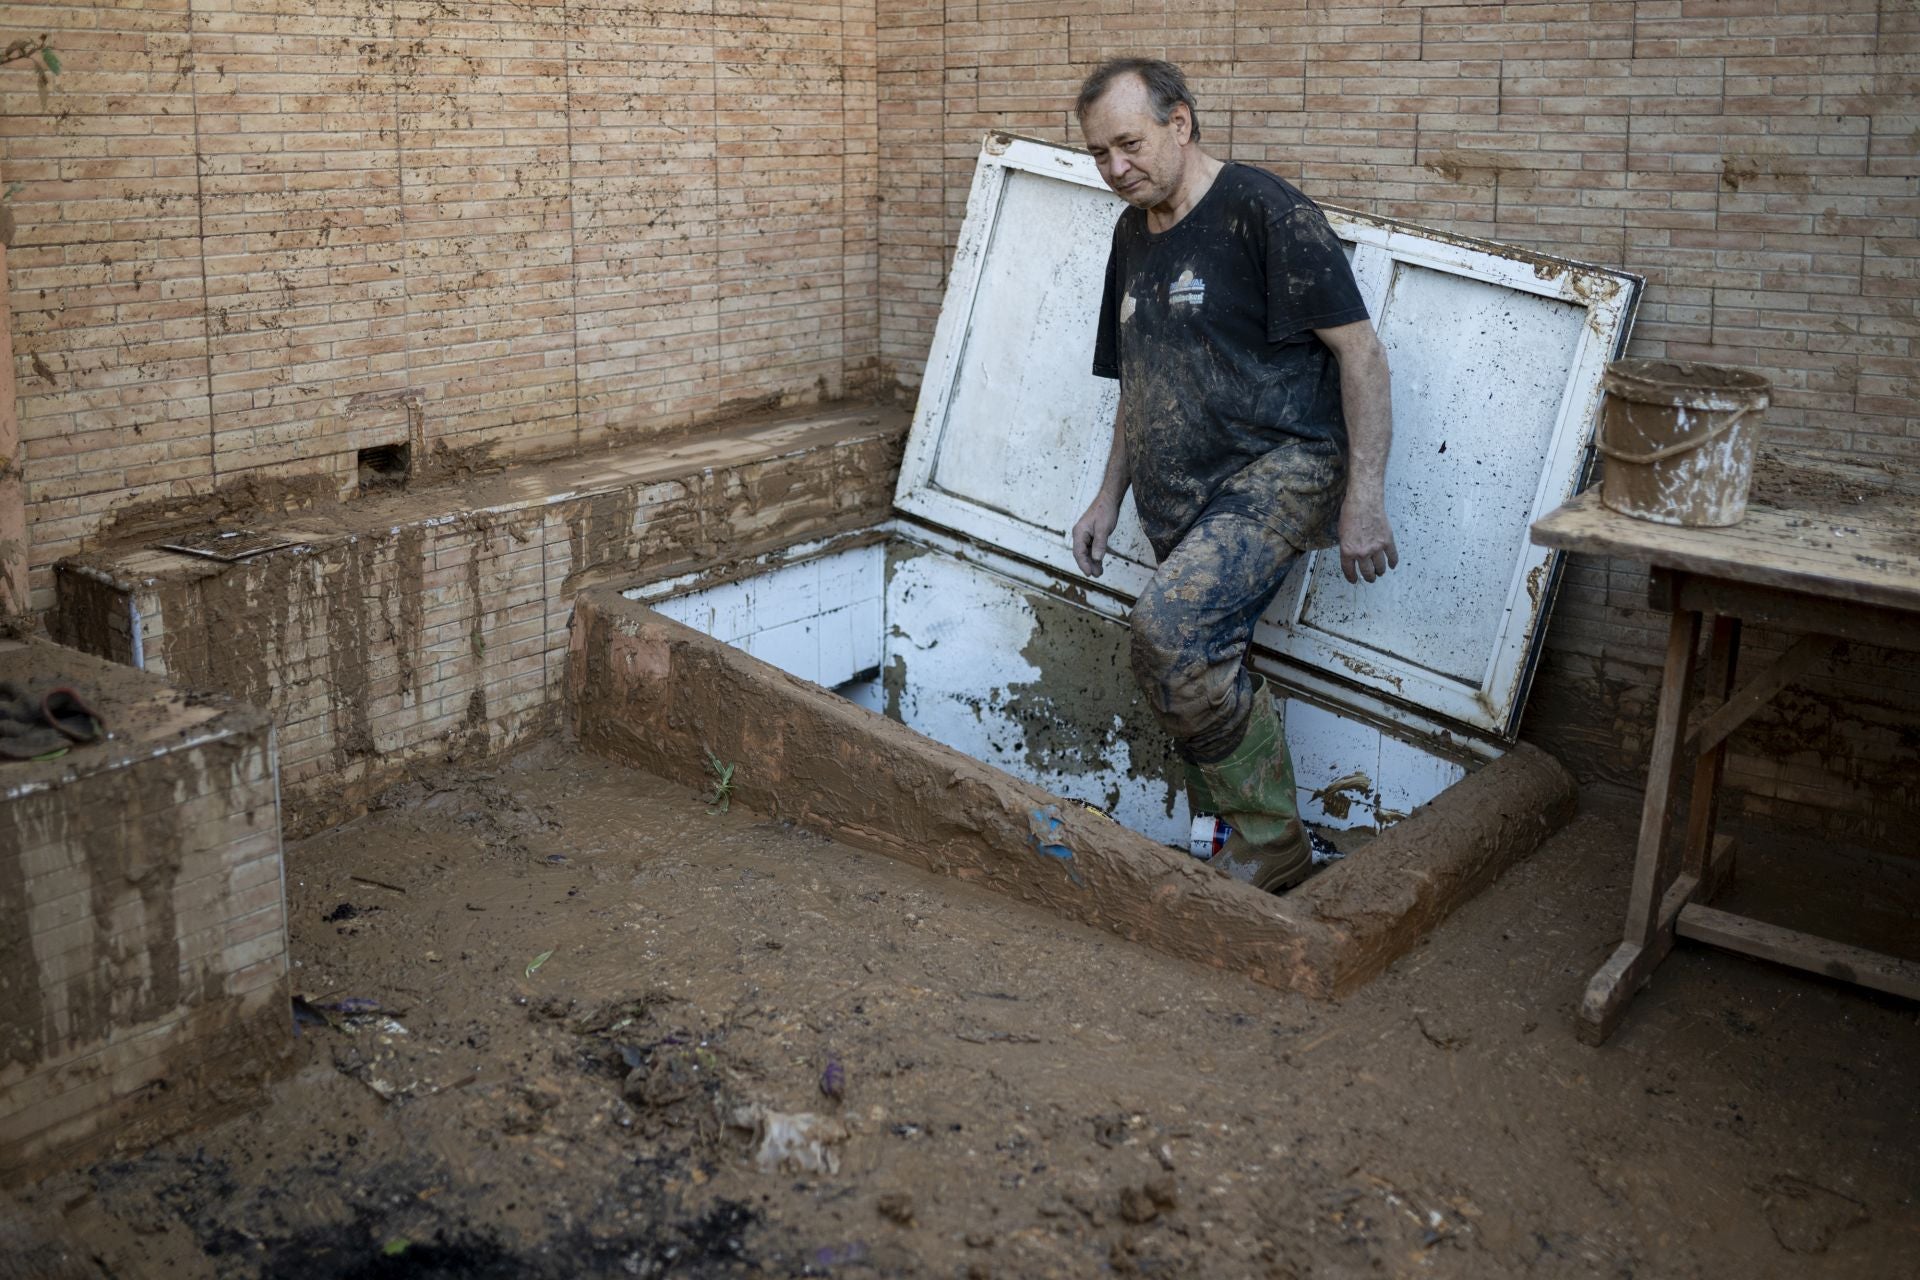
[1531,449,1920,1045]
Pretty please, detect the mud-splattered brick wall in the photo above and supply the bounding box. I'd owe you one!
[874,0,1920,853]
[1,0,879,611]
[6,0,1918,853]
[0,640,289,1181]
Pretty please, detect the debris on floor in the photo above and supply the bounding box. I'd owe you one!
[731,1104,850,1175]
[13,741,1916,1279]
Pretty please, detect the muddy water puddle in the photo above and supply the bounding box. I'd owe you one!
[11,741,1919,1278]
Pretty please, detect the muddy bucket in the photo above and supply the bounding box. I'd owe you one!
[1596,359,1770,527]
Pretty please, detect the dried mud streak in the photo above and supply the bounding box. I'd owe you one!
[6,785,145,1071]
[1009,587,1182,811]
[371,538,397,703]
[881,652,908,721]
[95,471,341,549]
[8,752,248,1074]
[560,430,900,597]
[565,487,643,598]
[107,765,186,1025]
[325,540,375,767]
[49,572,132,663]
[1288,742,1579,997]
[395,525,426,704]
[156,545,315,711]
[879,538,931,722]
[467,518,488,662]
[158,564,262,709]
[0,642,294,1183]
[463,519,490,750]
[569,589,1338,994]
[1,792,61,1068]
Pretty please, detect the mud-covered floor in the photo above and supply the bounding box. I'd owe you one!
[11,741,1919,1279]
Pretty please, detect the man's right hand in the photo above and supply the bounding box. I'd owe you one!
[1071,497,1121,578]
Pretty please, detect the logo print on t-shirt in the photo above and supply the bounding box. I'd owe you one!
[1168,268,1206,310]
[1120,292,1138,324]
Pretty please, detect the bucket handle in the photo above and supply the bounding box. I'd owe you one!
[1595,406,1757,465]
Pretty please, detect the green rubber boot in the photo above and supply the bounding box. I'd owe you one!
[1195,677,1313,893]
[1181,760,1218,820]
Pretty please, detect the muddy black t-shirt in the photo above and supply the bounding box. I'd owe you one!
[1092,164,1368,558]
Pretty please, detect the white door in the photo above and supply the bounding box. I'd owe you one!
[894,133,1640,740]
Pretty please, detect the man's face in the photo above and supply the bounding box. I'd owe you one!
[1079,74,1192,211]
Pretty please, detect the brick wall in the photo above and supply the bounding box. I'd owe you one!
[7,0,1916,849]
[1,0,880,612]
[877,1,1915,438]
[873,0,1919,851]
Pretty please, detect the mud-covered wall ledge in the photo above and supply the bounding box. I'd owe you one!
[49,405,909,837]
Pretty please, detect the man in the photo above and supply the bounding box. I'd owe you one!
[1070,58,1398,893]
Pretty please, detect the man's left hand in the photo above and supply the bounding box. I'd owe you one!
[1338,501,1398,585]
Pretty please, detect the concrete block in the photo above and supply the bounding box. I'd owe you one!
[54,407,906,835]
[569,589,1576,1000]
[0,638,291,1186]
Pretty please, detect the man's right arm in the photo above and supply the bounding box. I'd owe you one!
[1072,397,1130,578]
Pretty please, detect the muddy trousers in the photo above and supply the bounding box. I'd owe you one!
[1132,510,1315,891]
[1127,511,1302,765]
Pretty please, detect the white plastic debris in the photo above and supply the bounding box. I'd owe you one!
[731,1103,849,1174]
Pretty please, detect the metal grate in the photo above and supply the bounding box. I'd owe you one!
[154,528,300,562]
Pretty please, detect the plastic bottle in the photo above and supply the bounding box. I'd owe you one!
[1187,813,1231,860]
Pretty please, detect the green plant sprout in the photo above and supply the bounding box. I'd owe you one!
[703,748,735,815]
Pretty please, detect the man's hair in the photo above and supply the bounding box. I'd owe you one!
[1074,58,1201,143]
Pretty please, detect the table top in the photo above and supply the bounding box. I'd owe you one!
[1532,448,1920,613]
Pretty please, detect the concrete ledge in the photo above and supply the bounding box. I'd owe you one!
[569,589,1578,997]
[0,638,292,1185]
[51,405,906,836]
[1287,742,1579,997]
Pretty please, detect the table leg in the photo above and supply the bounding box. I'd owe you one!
[1683,616,1741,900]
[1578,606,1702,1046]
